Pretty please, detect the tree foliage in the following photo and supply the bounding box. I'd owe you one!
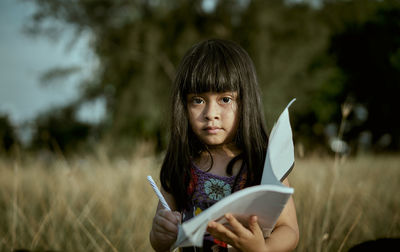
[25,0,400,153]
[320,0,400,151]
[0,115,19,154]
[30,105,92,153]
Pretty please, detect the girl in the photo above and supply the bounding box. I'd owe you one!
[150,39,299,252]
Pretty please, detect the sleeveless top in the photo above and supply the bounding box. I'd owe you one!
[181,160,248,252]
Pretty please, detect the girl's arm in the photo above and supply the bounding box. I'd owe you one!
[149,188,181,252]
[207,178,299,252]
[263,178,299,251]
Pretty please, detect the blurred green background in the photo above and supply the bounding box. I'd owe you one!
[1,0,400,156]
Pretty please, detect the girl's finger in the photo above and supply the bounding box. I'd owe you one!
[224,213,248,236]
[159,209,180,224]
[155,212,179,233]
[248,215,263,236]
[159,218,178,233]
[173,211,182,223]
[154,225,177,239]
[207,221,238,243]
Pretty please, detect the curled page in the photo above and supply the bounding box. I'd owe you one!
[261,98,296,184]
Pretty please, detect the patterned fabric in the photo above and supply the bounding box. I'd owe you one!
[181,161,247,252]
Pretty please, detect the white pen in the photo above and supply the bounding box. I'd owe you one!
[147,175,172,211]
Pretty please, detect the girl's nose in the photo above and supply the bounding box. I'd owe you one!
[204,101,220,120]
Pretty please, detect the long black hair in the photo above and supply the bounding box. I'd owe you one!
[160,39,268,211]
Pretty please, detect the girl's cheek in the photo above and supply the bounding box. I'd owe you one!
[228,101,238,111]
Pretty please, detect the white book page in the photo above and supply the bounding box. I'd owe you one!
[261,98,296,184]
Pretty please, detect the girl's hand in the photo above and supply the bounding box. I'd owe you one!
[150,209,181,251]
[207,213,267,252]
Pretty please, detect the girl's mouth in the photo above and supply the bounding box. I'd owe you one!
[204,126,222,134]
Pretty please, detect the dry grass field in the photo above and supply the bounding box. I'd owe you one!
[1,147,399,251]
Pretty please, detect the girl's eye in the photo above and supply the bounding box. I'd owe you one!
[192,98,204,104]
[221,97,232,103]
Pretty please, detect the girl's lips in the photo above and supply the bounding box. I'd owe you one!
[203,127,222,134]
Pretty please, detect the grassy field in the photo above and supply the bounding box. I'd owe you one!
[1,148,399,251]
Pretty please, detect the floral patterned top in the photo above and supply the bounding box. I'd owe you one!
[181,161,247,252]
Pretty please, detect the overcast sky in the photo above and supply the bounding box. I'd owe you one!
[0,0,101,126]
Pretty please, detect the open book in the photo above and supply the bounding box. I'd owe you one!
[171,99,296,250]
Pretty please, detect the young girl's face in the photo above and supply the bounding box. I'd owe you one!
[187,92,240,147]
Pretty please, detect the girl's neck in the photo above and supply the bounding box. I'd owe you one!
[206,142,241,157]
[194,143,242,177]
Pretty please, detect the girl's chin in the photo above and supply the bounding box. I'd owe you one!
[201,139,236,148]
[201,138,226,146]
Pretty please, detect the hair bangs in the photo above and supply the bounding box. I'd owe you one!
[179,40,242,97]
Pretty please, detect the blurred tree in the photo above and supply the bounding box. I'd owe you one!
[0,114,20,154]
[238,0,334,123]
[327,0,400,150]
[24,0,254,151]
[24,0,400,153]
[30,105,91,153]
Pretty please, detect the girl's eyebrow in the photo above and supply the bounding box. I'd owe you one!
[221,91,237,97]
